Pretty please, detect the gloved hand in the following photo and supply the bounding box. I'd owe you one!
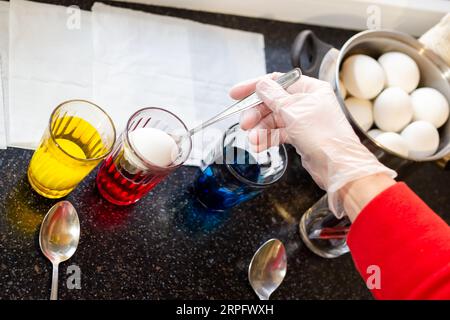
[230,74,397,218]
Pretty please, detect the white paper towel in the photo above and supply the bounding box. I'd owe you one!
[420,13,450,67]
[6,0,266,166]
[8,0,93,149]
[92,3,266,165]
[0,0,8,149]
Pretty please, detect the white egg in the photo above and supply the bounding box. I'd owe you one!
[345,97,373,131]
[401,121,440,158]
[373,87,413,132]
[129,127,179,167]
[375,132,409,157]
[338,78,347,99]
[368,128,384,139]
[411,87,449,128]
[340,54,385,99]
[378,52,420,93]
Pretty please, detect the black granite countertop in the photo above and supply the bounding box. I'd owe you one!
[0,0,449,300]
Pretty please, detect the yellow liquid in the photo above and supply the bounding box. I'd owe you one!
[28,116,106,198]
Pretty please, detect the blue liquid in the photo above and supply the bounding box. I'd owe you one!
[194,147,262,211]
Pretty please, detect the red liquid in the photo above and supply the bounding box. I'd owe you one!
[96,154,166,205]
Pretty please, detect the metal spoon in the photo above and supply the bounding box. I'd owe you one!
[188,68,301,137]
[248,238,287,300]
[171,69,301,164]
[39,201,80,300]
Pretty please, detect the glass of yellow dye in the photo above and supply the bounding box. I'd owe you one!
[28,100,116,198]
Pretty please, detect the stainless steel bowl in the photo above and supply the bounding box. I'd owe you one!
[291,29,450,171]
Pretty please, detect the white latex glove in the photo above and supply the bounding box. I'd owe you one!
[230,74,397,218]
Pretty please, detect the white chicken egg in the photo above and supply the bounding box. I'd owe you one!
[378,52,420,93]
[411,87,449,128]
[368,129,384,139]
[338,78,347,99]
[401,121,440,158]
[375,132,409,158]
[340,54,385,99]
[129,127,179,167]
[345,97,373,131]
[373,87,413,132]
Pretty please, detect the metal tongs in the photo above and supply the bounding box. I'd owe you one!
[188,68,302,137]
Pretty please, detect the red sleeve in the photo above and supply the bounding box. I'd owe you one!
[347,182,450,300]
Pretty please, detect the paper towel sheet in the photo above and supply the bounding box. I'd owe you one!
[0,1,8,149]
[92,3,266,165]
[8,0,92,149]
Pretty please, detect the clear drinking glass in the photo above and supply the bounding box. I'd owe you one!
[28,100,116,198]
[299,194,350,258]
[193,123,288,211]
[96,107,192,205]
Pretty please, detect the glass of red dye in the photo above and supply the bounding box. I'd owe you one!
[96,107,192,205]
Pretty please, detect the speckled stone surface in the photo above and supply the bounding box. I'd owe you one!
[0,0,449,300]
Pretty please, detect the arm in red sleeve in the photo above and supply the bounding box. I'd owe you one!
[347,182,450,300]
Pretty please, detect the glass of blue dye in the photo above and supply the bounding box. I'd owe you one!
[194,123,288,211]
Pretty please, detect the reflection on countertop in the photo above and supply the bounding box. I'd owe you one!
[0,1,449,300]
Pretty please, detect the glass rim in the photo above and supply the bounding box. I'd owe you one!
[49,99,117,162]
[124,107,193,170]
[223,123,288,188]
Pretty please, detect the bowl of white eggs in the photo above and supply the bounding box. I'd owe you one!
[292,29,450,171]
